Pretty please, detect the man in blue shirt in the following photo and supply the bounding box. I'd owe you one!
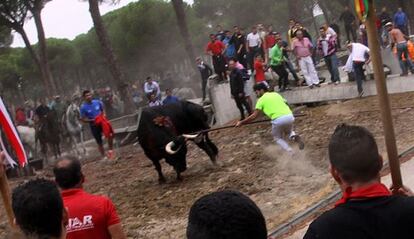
[162,89,180,105]
[223,30,236,60]
[80,90,114,160]
[394,7,409,35]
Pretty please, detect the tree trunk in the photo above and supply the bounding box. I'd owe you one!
[88,0,133,114]
[171,0,196,69]
[32,6,57,96]
[318,1,330,24]
[288,0,302,21]
[16,26,52,98]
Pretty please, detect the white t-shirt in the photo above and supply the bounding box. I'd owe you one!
[326,27,337,37]
[351,43,370,62]
[247,33,261,48]
[144,81,160,97]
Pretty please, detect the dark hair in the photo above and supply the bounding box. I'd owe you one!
[12,179,64,238]
[253,83,267,91]
[53,156,83,189]
[82,90,90,97]
[146,76,152,80]
[187,190,267,239]
[224,30,230,34]
[329,124,382,184]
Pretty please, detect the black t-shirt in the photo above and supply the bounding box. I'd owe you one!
[233,33,246,54]
[304,196,414,239]
[35,105,49,118]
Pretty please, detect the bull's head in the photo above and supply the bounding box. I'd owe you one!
[165,133,202,154]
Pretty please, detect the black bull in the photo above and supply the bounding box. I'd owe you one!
[137,101,218,183]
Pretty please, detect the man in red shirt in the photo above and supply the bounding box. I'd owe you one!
[53,156,126,239]
[254,55,269,88]
[206,34,227,82]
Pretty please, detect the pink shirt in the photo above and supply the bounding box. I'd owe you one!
[292,37,313,58]
[235,62,244,70]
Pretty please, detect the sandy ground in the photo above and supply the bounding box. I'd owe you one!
[2,92,414,238]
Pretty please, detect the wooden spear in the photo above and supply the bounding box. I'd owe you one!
[364,0,403,190]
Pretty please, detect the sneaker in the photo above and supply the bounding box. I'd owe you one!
[358,90,364,98]
[309,85,314,89]
[292,135,305,150]
[335,81,340,85]
[107,150,115,160]
[315,84,321,88]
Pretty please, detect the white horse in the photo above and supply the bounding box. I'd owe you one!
[65,102,87,157]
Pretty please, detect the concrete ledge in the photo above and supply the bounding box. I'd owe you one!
[281,75,414,105]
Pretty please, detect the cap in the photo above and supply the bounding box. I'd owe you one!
[385,22,393,27]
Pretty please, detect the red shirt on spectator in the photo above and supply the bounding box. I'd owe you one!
[15,108,27,126]
[254,60,265,83]
[206,40,225,56]
[265,34,276,49]
[62,189,121,239]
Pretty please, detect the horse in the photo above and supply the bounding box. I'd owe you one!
[64,102,87,157]
[36,109,62,164]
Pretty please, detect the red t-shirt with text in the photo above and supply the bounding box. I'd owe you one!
[254,60,265,83]
[62,189,121,239]
[206,40,225,56]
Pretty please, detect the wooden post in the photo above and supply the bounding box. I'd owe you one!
[365,0,403,190]
[0,168,14,227]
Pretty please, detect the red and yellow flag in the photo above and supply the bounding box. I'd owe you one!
[354,0,369,22]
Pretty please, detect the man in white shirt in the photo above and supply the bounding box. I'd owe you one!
[346,42,371,97]
[246,26,263,69]
[144,76,161,100]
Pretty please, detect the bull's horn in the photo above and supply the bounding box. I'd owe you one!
[182,133,200,139]
[166,141,179,154]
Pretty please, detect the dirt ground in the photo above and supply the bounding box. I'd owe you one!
[2,92,414,239]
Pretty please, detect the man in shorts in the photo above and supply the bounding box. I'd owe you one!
[236,83,304,153]
[80,90,114,160]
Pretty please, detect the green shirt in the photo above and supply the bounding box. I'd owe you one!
[269,44,284,66]
[255,92,292,120]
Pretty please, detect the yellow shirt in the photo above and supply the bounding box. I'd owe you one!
[255,92,292,120]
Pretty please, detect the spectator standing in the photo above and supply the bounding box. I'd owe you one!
[317,27,340,85]
[265,29,277,57]
[15,107,27,126]
[292,30,320,89]
[233,26,247,68]
[394,7,409,35]
[223,30,236,60]
[379,7,392,46]
[304,124,414,239]
[236,83,305,153]
[228,59,252,120]
[80,90,115,160]
[340,5,357,42]
[24,101,35,125]
[196,57,213,101]
[148,94,163,107]
[345,42,370,97]
[12,179,68,239]
[276,33,301,84]
[35,98,50,121]
[187,190,268,239]
[216,24,225,42]
[206,34,227,82]
[330,22,342,49]
[143,77,161,100]
[387,22,414,76]
[359,21,368,46]
[246,26,263,70]
[254,55,269,88]
[162,89,179,105]
[270,37,290,92]
[287,19,297,47]
[53,157,126,239]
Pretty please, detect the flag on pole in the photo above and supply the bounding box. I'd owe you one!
[354,0,369,22]
[0,97,27,167]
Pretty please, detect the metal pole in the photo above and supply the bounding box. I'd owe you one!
[365,0,403,190]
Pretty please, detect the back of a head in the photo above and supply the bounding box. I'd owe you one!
[187,190,267,239]
[329,124,382,184]
[12,179,64,239]
[53,156,82,190]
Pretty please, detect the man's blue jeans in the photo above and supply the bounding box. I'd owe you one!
[325,54,340,83]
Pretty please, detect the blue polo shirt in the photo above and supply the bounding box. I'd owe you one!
[162,96,180,105]
[80,100,104,120]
